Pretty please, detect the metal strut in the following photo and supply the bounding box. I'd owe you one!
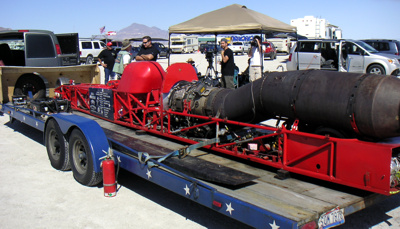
[138,138,220,168]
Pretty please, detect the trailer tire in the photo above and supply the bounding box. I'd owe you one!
[69,128,102,186]
[45,119,70,171]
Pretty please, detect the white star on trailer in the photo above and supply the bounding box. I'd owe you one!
[225,203,234,215]
[269,220,280,229]
[184,184,190,195]
[146,169,152,179]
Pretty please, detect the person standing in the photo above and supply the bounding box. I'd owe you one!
[112,39,132,78]
[135,36,159,61]
[186,58,198,74]
[248,35,263,82]
[98,42,117,84]
[219,38,235,89]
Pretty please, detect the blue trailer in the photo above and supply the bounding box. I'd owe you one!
[0,102,391,229]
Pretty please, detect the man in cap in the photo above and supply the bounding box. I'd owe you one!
[112,39,132,78]
[98,42,117,84]
[187,58,198,74]
[220,38,235,89]
[135,36,159,61]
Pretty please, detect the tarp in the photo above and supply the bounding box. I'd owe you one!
[169,4,295,34]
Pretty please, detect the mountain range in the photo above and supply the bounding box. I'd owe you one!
[112,23,169,40]
[0,23,169,40]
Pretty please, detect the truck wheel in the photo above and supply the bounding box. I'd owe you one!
[86,56,94,65]
[367,64,385,75]
[45,119,70,171]
[69,128,102,186]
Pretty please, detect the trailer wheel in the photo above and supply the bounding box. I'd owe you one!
[45,119,70,171]
[69,128,102,186]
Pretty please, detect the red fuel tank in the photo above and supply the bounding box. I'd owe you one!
[117,61,165,94]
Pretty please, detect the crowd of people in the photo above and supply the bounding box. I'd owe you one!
[98,36,160,84]
[98,36,264,89]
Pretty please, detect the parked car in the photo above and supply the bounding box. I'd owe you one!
[130,46,140,58]
[79,39,106,64]
[262,41,277,59]
[229,41,250,55]
[152,42,170,58]
[199,43,209,53]
[286,39,400,76]
[360,39,400,56]
[267,37,293,54]
[200,43,220,54]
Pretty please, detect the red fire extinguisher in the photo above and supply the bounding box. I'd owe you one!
[102,156,116,197]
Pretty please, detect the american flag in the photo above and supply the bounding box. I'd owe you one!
[100,26,105,34]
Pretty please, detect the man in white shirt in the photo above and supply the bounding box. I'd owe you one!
[248,36,263,82]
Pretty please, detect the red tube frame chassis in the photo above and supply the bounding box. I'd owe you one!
[56,75,400,196]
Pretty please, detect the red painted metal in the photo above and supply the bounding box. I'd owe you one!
[55,62,400,195]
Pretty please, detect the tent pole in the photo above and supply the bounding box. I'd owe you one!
[261,30,264,76]
[295,29,299,70]
[168,33,171,66]
[214,33,218,78]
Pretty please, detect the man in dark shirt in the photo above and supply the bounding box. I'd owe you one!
[98,42,117,84]
[220,38,235,89]
[135,36,159,61]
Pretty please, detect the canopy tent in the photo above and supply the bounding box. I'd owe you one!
[168,4,295,35]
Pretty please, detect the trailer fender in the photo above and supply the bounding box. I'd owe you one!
[45,113,109,173]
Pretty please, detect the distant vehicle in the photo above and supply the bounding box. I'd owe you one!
[0,29,79,66]
[199,43,209,53]
[152,42,170,58]
[200,42,222,54]
[267,37,293,54]
[262,41,277,59]
[170,35,199,53]
[287,39,400,76]
[361,39,400,56]
[79,39,106,64]
[228,41,249,55]
[130,46,140,58]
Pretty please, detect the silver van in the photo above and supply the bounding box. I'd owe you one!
[286,39,400,76]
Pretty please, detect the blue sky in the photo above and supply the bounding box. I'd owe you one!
[2,0,400,40]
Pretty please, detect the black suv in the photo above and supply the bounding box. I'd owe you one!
[152,42,170,58]
[361,39,400,56]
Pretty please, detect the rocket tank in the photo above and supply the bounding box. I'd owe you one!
[167,70,400,139]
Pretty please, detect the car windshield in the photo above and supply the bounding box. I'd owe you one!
[354,40,379,53]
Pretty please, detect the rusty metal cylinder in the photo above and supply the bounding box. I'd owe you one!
[168,70,400,139]
[211,70,400,139]
[257,70,400,139]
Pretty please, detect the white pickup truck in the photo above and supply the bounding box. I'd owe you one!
[229,41,249,55]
